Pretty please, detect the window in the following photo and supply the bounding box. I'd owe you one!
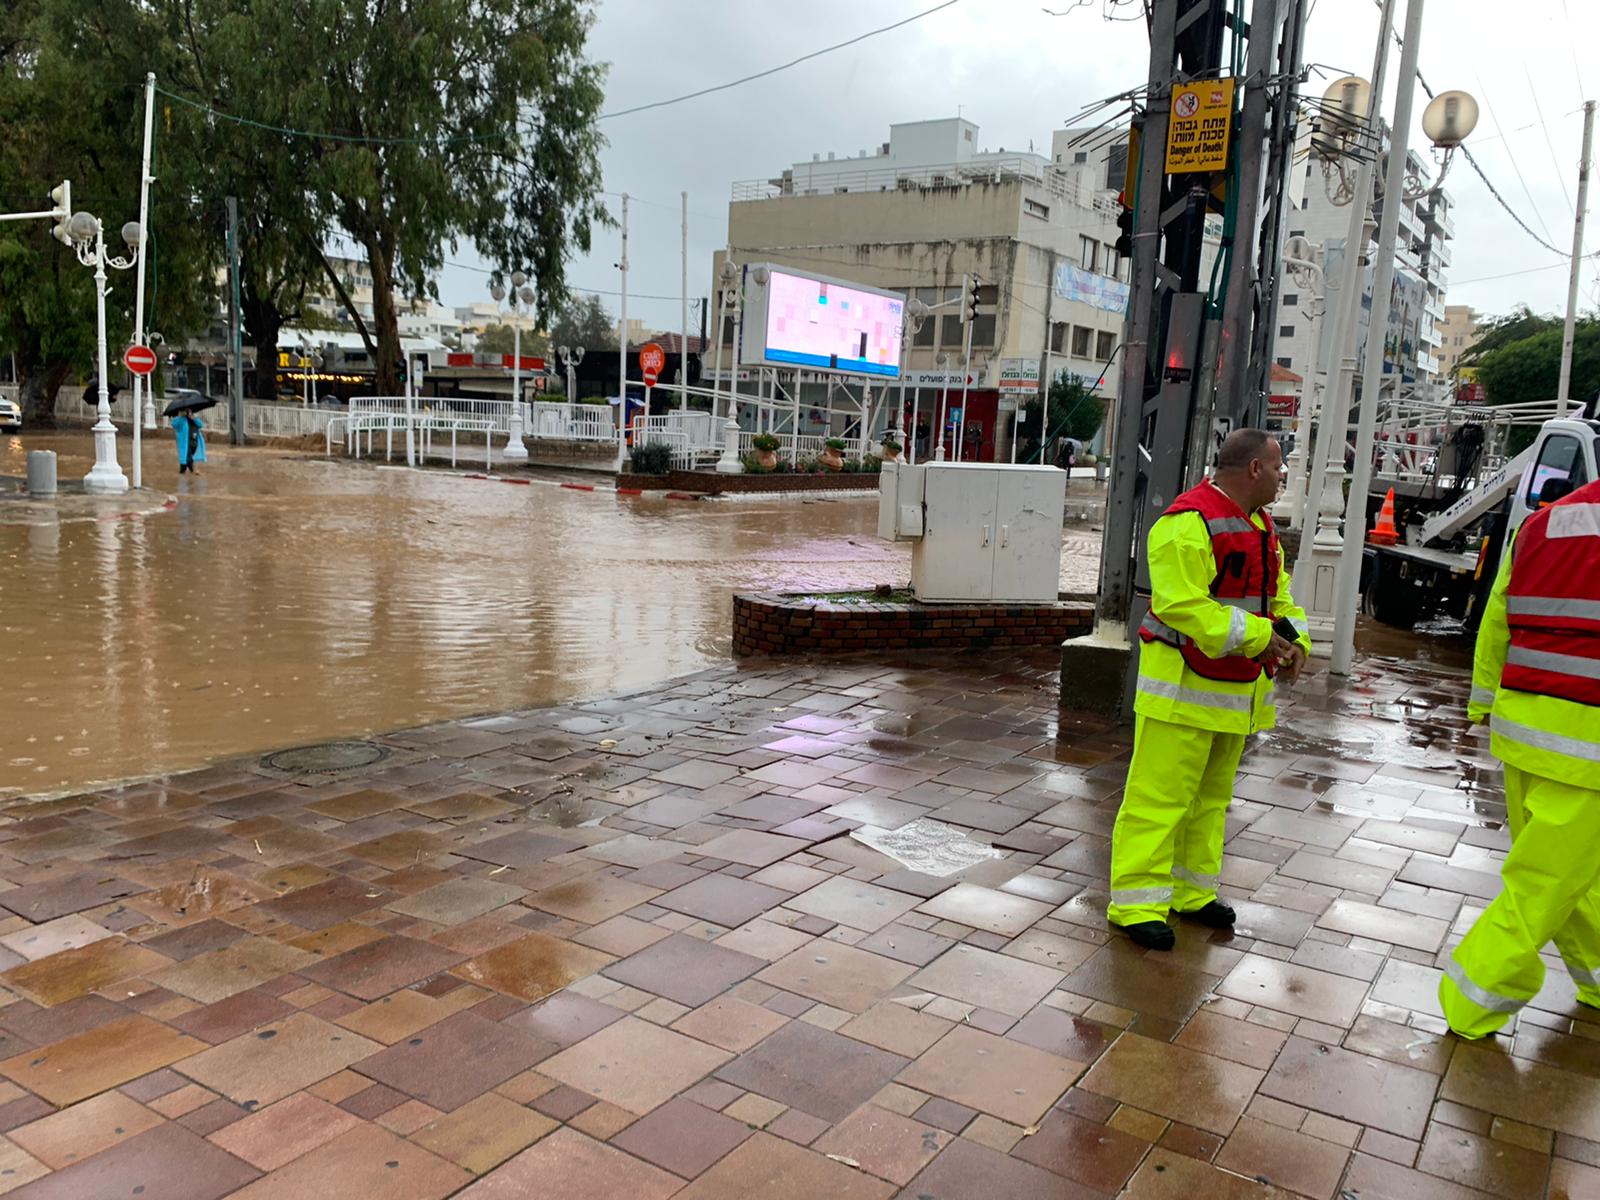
[721,315,736,346]
[1525,434,1590,507]
[1277,356,1293,368]
[1073,151,1088,164]
[1080,236,1098,272]
[913,287,939,347]
[1051,322,1067,352]
[969,314,997,347]
[976,284,1000,305]
[1279,325,1295,338]
[1282,294,1298,307]
[1024,198,1051,220]
[1071,326,1092,358]
[1104,143,1129,192]
[939,287,963,347]
[1096,330,1116,360]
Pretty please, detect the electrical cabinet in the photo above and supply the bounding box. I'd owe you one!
[878,462,1066,603]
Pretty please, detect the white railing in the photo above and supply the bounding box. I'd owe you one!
[529,401,615,442]
[736,431,859,463]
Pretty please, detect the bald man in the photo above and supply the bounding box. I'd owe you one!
[1107,429,1312,950]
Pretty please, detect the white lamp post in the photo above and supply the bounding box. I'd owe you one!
[491,273,533,460]
[558,344,585,438]
[66,212,140,494]
[713,262,744,473]
[1273,236,1325,529]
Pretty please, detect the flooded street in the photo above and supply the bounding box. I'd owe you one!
[2,430,1101,796]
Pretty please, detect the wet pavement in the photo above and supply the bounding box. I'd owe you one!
[0,640,1589,1198]
[0,430,1101,798]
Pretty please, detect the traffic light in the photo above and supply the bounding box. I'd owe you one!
[48,181,71,245]
[961,274,980,325]
[1114,191,1134,258]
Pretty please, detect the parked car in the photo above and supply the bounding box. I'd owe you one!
[0,396,21,431]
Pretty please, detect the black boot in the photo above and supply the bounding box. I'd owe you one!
[1180,900,1236,929]
[1121,921,1175,951]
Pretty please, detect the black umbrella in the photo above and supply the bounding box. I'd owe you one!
[162,393,218,417]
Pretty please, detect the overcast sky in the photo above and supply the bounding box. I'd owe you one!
[438,0,1598,336]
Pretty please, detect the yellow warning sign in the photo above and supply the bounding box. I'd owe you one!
[1165,79,1235,174]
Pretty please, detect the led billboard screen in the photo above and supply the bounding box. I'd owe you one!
[739,265,904,379]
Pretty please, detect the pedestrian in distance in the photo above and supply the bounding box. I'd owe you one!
[1106,428,1311,950]
[1438,477,1600,1038]
[172,410,206,475]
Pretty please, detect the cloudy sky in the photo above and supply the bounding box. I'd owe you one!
[438,0,1597,336]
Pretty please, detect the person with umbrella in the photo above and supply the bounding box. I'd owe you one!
[164,392,215,475]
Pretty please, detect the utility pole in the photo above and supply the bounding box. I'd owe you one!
[131,72,157,489]
[616,193,629,467]
[1559,100,1596,413]
[680,191,690,411]
[1331,0,1426,676]
[225,196,245,446]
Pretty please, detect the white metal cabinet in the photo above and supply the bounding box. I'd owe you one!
[889,463,1065,603]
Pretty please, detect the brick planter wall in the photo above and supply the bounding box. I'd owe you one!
[617,470,879,495]
[733,591,1095,657]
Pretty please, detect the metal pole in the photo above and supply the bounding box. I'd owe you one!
[935,356,950,461]
[1097,0,1177,628]
[681,191,690,412]
[1331,0,1425,676]
[130,73,157,488]
[226,196,245,446]
[1558,100,1596,413]
[1293,0,1395,603]
[616,193,630,466]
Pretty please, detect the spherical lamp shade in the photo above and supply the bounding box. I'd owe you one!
[121,221,143,250]
[518,286,535,306]
[1421,91,1479,149]
[67,212,99,243]
[510,270,528,288]
[489,283,506,302]
[1323,76,1372,127]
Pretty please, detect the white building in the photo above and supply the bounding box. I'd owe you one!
[1274,120,1454,406]
[715,117,1131,461]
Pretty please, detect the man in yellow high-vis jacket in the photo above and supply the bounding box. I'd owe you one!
[1108,429,1311,950]
[1438,479,1600,1038]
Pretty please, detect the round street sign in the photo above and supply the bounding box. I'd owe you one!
[124,344,157,376]
[638,341,665,388]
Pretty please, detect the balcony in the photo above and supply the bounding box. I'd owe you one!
[732,158,1121,217]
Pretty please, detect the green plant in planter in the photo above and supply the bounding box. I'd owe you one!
[825,437,847,452]
[752,433,781,452]
[740,451,769,474]
[842,458,863,473]
[880,438,902,454]
[795,457,818,473]
[862,454,883,473]
[630,441,675,475]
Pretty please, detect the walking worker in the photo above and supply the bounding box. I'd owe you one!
[173,409,206,474]
[1108,428,1310,950]
[1439,479,1600,1038]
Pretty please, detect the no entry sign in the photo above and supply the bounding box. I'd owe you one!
[638,341,665,388]
[124,344,157,376]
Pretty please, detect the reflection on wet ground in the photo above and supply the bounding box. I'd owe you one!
[2,431,1103,796]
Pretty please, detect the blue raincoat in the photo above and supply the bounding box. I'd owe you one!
[173,413,207,467]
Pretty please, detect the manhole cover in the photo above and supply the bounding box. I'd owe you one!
[261,741,389,774]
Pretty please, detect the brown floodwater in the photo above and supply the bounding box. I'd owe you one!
[2,430,1101,797]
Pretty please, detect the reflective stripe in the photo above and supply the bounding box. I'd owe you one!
[1206,516,1258,535]
[1506,644,1600,681]
[1136,675,1254,712]
[1111,886,1172,905]
[1289,617,1308,634]
[1172,864,1220,888]
[1221,607,1250,656]
[1443,957,1527,1014]
[1140,611,1183,647]
[1469,684,1497,709]
[1492,714,1600,764]
[1566,959,1600,989]
[1506,595,1600,622]
[1548,502,1600,539]
[1218,596,1269,614]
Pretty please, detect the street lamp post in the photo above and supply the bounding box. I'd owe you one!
[66,212,140,493]
[1274,236,1326,530]
[558,344,585,437]
[713,261,744,474]
[899,299,928,463]
[490,274,533,461]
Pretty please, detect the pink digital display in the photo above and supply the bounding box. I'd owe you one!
[761,270,904,378]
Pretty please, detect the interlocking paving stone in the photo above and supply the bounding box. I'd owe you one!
[353,1010,551,1111]
[0,1121,259,1200]
[602,933,765,1008]
[1261,1036,1439,1140]
[538,1017,732,1115]
[716,1020,908,1122]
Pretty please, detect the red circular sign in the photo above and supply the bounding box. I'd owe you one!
[638,341,665,388]
[123,344,157,376]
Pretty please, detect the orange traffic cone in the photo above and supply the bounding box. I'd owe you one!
[1368,487,1400,545]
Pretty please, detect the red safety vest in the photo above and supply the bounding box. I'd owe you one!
[1501,479,1600,707]
[1139,481,1280,683]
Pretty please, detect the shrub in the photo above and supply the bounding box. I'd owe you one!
[880,437,901,453]
[862,454,883,474]
[842,458,863,473]
[752,432,781,452]
[795,457,818,474]
[740,451,769,474]
[629,441,674,475]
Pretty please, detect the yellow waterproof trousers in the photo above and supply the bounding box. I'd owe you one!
[1107,715,1245,926]
[1439,765,1600,1039]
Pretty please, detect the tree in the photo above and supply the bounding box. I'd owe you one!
[1474,316,1600,452]
[548,292,616,351]
[1016,374,1107,464]
[1460,304,1560,366]
[0,0,215,422]
[475,322,548,358]
[192,0,608,396]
